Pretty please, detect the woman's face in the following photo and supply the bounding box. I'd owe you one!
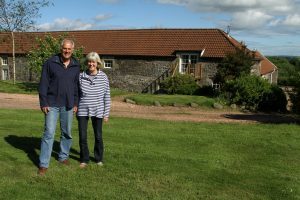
[87,60,98,73]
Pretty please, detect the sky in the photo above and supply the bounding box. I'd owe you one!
[34,0,300,56]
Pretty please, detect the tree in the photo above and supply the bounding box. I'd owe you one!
[268,56,299,86]
[27,34,84,79]
[214,43,254,84]
[0,0,50,84]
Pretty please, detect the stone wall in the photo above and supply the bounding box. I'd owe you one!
[197,61,219,86]
[4,54,223,92]
[1,55,39,82]
[103,57,172,92]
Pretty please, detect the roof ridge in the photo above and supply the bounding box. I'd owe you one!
[20,28,222,34]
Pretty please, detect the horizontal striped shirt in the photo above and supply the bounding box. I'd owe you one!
[77,70,111,118]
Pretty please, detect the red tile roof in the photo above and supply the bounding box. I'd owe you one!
[254,51,278,75]
[0,29,243,57]
[0,29,276,75]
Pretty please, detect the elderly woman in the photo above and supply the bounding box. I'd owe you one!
[77,52,111,168]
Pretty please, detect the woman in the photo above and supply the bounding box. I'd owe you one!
[77,52,111,168]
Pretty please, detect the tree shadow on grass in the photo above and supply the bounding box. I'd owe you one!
[222,113,300,124]
[16,82,39,93]
[4,135,80,167]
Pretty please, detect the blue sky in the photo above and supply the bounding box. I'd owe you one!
[35,0,300,56]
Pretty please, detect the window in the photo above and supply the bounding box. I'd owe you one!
[103,59,113,69]
[2,69,9,80]
[1,56,8,65]
[180,54,198,74]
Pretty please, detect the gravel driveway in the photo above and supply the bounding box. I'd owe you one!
[1,92,299,124]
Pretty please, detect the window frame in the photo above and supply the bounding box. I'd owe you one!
[103,59,113,69]
[178,53,198,73]
[1,56,8,65]
[2,68,9,80]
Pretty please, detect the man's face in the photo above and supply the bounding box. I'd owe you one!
[61,42,74,60]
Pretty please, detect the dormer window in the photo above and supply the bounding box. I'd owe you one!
[179,54,198,74]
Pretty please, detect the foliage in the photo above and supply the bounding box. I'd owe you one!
[258,84,287,112]
[215,43,254,84]
[0,0,50,83]
[0,0,50,31]
[222,75,272,111]
[159,74,199,95]
[194,85,220,97]
[290,72,300,114]
[1,109,300,199]
[268,56,300,86]
[26,34,84,78]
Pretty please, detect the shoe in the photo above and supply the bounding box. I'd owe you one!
[38,167,47,175]
[79,163,87,168]
[59,159,70,165]
[96,162,103,166]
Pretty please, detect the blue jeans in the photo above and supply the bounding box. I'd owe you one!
[39,107,73,168]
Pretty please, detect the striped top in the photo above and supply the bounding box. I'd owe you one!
[77,70,111,118]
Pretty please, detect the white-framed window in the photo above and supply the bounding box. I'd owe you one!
[2,69,9,80]
[103,59,113,69]
[179,54,198,74]
[1,56,8,65]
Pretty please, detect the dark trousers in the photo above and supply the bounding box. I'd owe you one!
[77,116,103,163]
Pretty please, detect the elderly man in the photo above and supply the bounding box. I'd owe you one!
[38,39,80,175]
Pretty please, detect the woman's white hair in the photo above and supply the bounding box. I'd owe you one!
[86,52,103,69]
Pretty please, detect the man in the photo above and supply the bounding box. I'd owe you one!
[38,39,80,175]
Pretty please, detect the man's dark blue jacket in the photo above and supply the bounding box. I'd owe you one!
[38,54,80,109]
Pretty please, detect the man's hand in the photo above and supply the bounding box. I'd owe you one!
[41,107,49,114]
[73,106,78,113]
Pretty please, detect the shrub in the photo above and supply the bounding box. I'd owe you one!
[221,75,272,111]
[194,85,220,97]
[160,74,199,95]
[290,74,300,114]
[258,85,287,112]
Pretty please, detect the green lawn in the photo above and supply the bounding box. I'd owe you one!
[125,93,217,108]
[0,109,299,199]
[0,81,130,97]
[0,81,39,94]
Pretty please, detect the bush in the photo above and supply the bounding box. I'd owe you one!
[221,75,272,111]
[290,75,300,114]
[291,91,300,114]
[160,74,199,95]
[194,85,220,97]
[258,85,287,112]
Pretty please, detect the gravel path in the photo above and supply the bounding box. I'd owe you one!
[1,92,299,124]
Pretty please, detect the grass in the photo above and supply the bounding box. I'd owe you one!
[0,80,39,94]
[0,81,130,97]
[125,93,216,108]
[0,81,216,108]
[0,109,299,199]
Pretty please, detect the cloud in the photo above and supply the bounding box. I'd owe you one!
[281,14,300,26]
[156,0,300,34]
[37,18,93,31]
[94,14,113,22]
[157,0,295,13]
[97,0,120,3]
[231,10,273,30]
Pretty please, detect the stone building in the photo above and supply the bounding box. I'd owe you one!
[0,29,278,92]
